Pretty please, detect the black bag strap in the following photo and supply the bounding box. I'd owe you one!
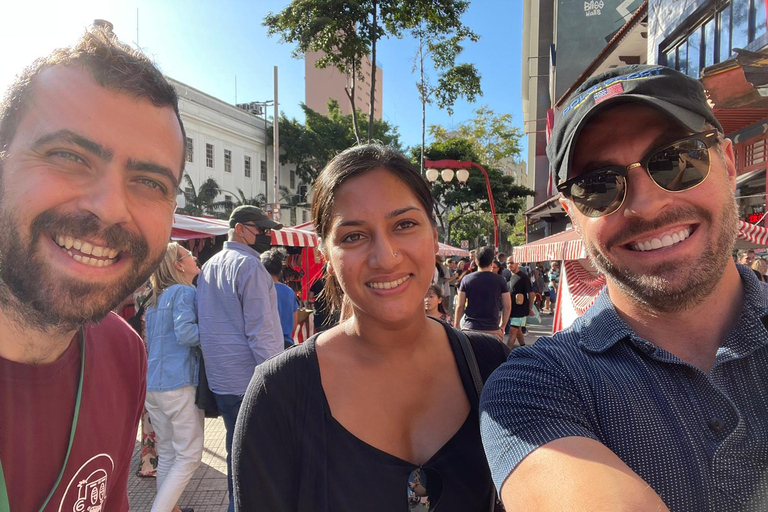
[452,327,503,512]
[454,328,483,400]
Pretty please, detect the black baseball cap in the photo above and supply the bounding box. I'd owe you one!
[229,205,283,230]
[547,64,723,185]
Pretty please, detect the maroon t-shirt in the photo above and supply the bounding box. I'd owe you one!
[0,313,146,511]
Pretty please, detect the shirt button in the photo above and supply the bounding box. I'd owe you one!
[708,418,726,432]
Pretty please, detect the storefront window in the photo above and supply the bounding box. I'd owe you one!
[678,43,688,75]
[688,30,701,77]
[666,47,677,70]
[732,0,749,50]
[756,0,767,40]
[718,6,732,61]
[704,18,716,67]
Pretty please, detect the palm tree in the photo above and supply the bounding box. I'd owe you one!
[178,175,222,217]
[279,185,309,226]
[214,188,268,218]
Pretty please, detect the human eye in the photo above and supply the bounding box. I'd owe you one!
[49,150,87,165]
[395,219,418,230]
[340,231,365,243]
[135,177,169,196]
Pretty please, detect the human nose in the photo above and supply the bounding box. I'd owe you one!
[368,233,400,268]
[76,167,131,226]
[621,165,673,219]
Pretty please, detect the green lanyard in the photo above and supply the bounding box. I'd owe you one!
[0,329,85,512]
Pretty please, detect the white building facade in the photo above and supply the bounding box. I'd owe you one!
[171,78,309,225]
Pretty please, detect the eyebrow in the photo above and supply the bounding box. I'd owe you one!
[32,129,114,161]
[127,159,181,190]
[335,206,422,228]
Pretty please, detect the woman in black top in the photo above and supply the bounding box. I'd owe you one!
[233,144,508,512]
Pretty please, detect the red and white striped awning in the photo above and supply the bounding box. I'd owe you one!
[271,227,318,247]
[438,243,470,257]
[512,229,585,263]
[737,220,768,246]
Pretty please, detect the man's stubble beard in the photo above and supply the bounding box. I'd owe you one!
[0,184,165,333]
[577,191,738,314]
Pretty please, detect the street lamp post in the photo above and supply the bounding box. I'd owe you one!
[424,159,499,253]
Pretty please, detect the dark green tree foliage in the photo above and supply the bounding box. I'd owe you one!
[264,0,478,143]
[178,175,223,217]
[276,100,401,184]
[418,138,533,245]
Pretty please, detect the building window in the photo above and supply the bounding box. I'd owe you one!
[185,185,194,196]
[206,143,214,168]
[290,170,296,189]
[244,156,251,178]
[224,194,232,203]
[186,137,194,163]
[664,1,767,78]
[224,149,232,173]
[261,160,267,181]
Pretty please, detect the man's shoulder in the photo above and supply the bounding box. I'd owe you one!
[86,313,146,365]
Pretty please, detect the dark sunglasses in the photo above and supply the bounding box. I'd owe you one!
[407,467,442,511]
[557,130,719,218]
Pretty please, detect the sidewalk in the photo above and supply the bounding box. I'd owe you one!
[128,417,230,512]
[127,313,554,510]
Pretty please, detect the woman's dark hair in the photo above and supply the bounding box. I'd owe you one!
[311,143,435,314]
[427,284,447,315]
[260,248,287,278]
[492,259,503,275]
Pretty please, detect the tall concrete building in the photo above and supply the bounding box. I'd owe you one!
[305,50,383,119]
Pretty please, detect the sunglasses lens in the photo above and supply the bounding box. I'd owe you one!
[570,170,626,218]
[647,138,709,191]
[407,467,443,511]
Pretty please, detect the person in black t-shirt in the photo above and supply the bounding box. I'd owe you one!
[455,246,511,340]
[505,257,535,348]
[309,267,339,332]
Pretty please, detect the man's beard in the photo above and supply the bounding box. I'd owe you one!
[0,207,164,332]
[580,194,739,314]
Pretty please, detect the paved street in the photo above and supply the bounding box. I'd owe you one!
[127,313,554,510]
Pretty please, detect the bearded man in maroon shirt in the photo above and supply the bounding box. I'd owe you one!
[0,22,186,511]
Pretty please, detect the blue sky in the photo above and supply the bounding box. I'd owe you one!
[0,0,525,154]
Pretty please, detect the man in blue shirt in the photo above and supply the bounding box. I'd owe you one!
[481,65,768,511]
[196,205,284,511]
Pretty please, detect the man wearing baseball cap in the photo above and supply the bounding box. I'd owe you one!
[480,65,768,511]
[195,205,284,511]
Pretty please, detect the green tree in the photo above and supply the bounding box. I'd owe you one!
[417,138,533,246]
[279,185,309,226]
[430,106,523,167]
[178,175,222,217]
[214,188,268,219]
[411,3,481,173]
[264,0,475,142]
[277,100,401,184]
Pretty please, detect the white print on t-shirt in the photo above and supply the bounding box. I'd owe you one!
[57,453,114,512]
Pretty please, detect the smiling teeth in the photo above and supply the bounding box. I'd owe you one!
[631,227,691,252]
[367,275,411,289]
[55,235,119,264]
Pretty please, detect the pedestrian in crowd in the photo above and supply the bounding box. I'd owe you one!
[530,262,545,310]
[233,144,508,511]
[481,65,768,510]
[546,260,560,314]
[498,253,513,281]
[144,243,204,512]
[751,257,767,282]
[454,246,512,341]
[739,248,756,266]
[309,264,340,332]
[261,248,300,349]
[491,259,503,275]
[505,257,535,349]
[0,25,185,511]
[445,257,460,311]
[425,283,453,324]
[196,205,284,512]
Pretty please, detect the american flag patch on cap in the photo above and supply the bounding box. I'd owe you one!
[594,82,624,104]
